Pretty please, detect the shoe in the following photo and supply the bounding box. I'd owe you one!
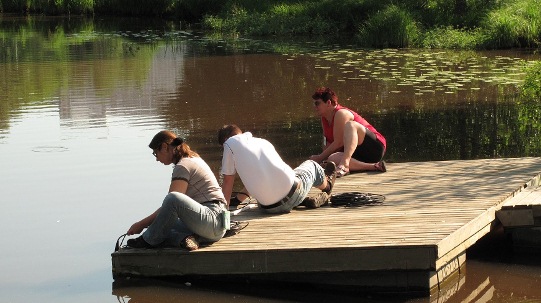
[323,162,337,195]
[374,160,386,172]
[126,235,153,249]
[230,192,250,207]
[180,235,199,251]
[303,192,330,209]
[323,161,336,177]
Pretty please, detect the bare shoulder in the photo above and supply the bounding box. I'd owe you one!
[335,108,354,121]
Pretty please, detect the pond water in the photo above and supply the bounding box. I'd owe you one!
[1,15,541,303]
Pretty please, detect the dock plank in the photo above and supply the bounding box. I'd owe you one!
[497,175,541,227]
[112,157,541,291]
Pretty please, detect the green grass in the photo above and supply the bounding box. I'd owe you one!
[2,0,540,50]
[356,4,421,48]
[481,0,541,48]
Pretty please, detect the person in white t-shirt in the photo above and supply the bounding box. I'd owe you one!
[218,124,336,213]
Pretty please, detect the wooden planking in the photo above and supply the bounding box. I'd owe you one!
[112,157,541,288]
[221,157,541,254]
[496,174,541,227]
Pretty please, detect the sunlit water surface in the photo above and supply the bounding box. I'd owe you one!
[1,16,540,302]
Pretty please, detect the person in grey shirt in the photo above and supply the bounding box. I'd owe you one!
[126,130,228,251]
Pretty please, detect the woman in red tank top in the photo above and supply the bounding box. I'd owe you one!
[309,87,387,177]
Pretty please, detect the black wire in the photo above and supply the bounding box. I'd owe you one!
[330,192,385,207]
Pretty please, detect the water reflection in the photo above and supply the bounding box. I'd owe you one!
[2,17,540,167]
[1,16,540,303]
[111,258,541,303]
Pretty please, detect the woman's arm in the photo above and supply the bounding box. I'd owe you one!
[317,109,352,160]
[169,179,188,194]
[126,179,188,235]
[127,208,160,235]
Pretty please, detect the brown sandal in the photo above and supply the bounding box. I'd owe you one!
[374,161,387,172]
[180,235,199,251]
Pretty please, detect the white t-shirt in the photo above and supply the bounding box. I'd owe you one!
[220,132,295,205]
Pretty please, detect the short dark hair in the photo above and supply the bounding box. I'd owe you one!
[312,87,338,105]
[218,124,242,145]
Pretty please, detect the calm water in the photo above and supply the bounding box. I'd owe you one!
[1,16,541,302]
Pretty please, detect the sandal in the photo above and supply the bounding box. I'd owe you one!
[335,164,350,178]
[180,235,199,251]
[374,161,387,172]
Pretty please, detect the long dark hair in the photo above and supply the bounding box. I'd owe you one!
[149,130,199,164]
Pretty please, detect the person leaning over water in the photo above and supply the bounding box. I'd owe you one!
[309,87,387,177]
[218,124,336,212]
[125,130,228,251]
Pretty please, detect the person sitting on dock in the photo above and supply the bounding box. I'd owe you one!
[125,130,228,251]
[217,124,336,212]
[309,87,387,177]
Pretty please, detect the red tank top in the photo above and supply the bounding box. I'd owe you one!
[322,105,386,150]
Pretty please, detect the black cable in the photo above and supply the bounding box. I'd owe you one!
[330,192,385,207]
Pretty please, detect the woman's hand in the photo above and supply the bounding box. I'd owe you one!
[127,221,146,235]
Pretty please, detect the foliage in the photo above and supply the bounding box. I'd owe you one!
[422,26,488,49]
[1,0,94,14]
[357,4,421,48]
[203,2,335,36]
[481,0,541,48]
[521,61,541,101]
[1,0,541,50]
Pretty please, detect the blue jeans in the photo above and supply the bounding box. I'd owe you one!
[262,160,326,214]
[142,192,227,247]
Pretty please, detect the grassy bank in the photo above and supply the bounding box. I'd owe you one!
[201,0,541,49]
[1,0,539,49]
[0,0,541,49]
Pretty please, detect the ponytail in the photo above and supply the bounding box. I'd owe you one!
[171,137,184,147]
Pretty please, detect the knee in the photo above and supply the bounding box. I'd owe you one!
[345,121,365,133]
[343,121,356,136]
[163,191,184,206]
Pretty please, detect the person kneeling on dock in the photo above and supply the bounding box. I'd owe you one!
[218,124,336,213]
[125,130,228,251]
[309,87,387,177]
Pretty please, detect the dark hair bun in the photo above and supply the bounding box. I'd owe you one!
[171,137,184,146]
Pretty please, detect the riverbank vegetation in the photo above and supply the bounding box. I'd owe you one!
[1,0,540,50]
[522,61,541,101]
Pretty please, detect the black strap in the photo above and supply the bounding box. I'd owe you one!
[224,221,249,237]
[330,192,385,207]
[259,179,299,209]
[115,233,127,251]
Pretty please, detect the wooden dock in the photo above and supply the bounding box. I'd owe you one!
[496,174,541,252]
[112,157,541,295]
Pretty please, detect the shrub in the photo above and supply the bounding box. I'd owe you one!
[482,0,541,48]
[357,4,420,48]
